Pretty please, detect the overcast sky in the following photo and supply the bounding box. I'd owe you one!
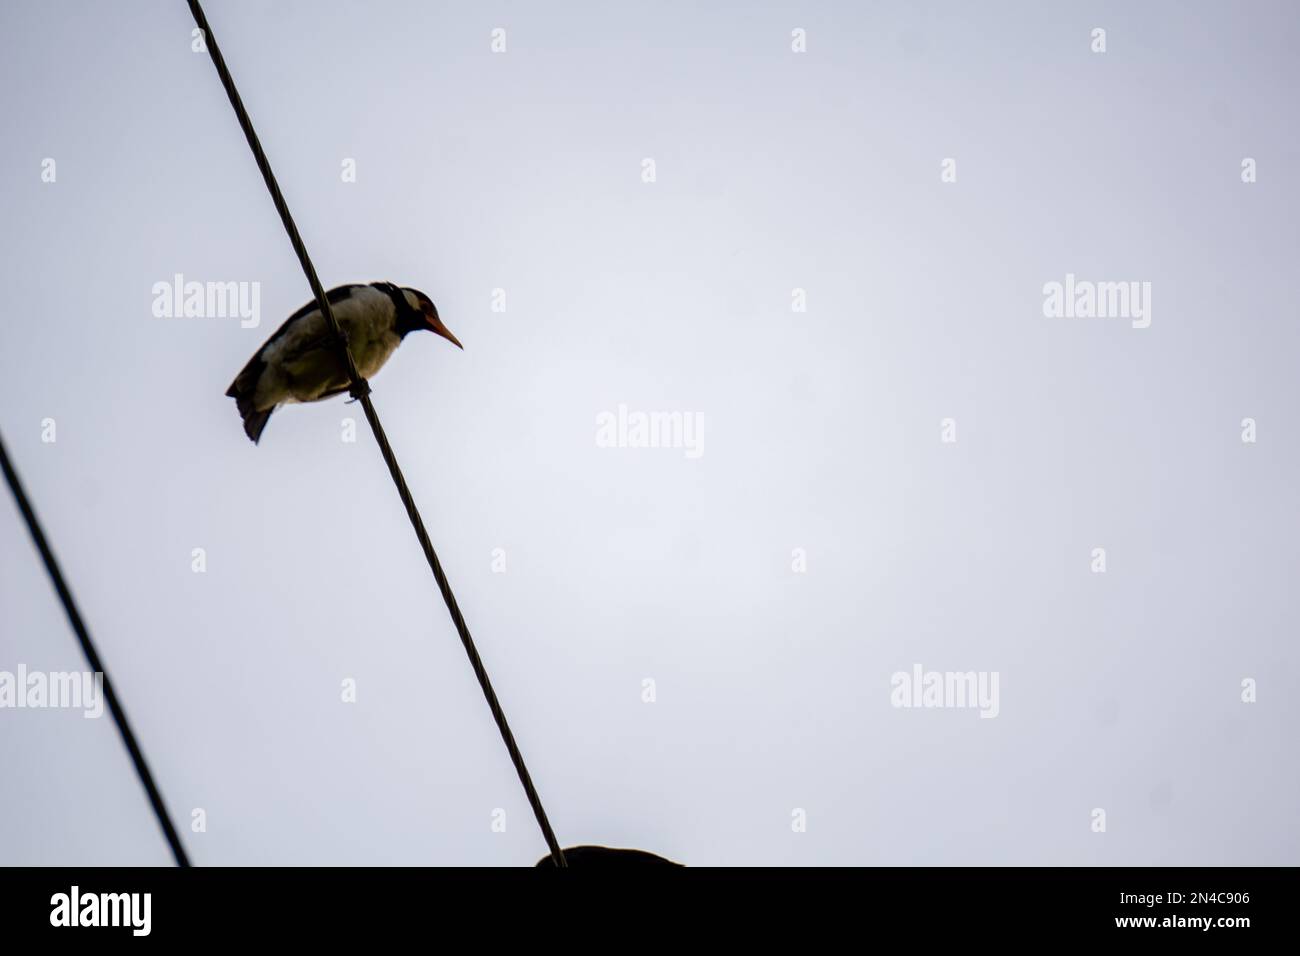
[2,0,1298,865]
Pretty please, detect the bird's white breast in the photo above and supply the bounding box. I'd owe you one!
[258,286,401,406]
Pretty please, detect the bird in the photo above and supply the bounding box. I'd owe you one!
[226,281,461,443]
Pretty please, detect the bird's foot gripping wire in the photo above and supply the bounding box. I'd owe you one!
[325,330,371,401]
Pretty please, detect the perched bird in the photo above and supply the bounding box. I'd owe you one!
[226,281,461,443]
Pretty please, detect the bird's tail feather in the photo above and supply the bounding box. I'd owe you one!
[232,391,273,444]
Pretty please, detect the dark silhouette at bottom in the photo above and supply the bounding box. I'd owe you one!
[536,846,682,867]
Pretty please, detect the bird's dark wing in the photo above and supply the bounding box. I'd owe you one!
[278,284,368,331]
[225,284,367,397]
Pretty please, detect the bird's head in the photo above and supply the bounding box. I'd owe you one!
[400,287,462,349]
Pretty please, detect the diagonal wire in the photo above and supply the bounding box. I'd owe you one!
[0,431,191,867]
[185,0,566,867]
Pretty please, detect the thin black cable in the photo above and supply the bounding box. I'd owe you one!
[185,0,566,867]
[0,431,191,867]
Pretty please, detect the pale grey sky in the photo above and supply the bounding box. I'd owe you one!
[2,0,1298,865]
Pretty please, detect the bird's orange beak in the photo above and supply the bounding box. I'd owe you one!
[426,307,463,349]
